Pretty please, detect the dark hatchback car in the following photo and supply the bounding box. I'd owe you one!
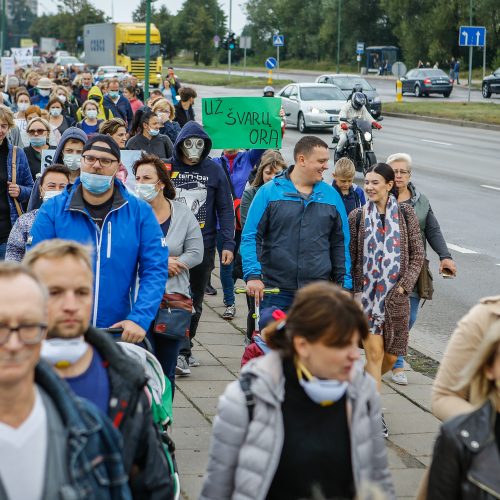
[482,68,500,98]
[315,74,382,118]
[401,68,453,97]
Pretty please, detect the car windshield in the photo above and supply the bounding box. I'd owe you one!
[300,86,345,101]
[421,69,448,78]
[331,77,373,91]
[124,44,160,59]
[60,57,79,64]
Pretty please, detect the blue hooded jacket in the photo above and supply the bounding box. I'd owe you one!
[29,178,169,330]
[332,180,366,215]
[168,121,235,251]
[241,167,352,290]
[212,149,265,199]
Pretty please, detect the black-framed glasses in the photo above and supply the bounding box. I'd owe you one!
[82,155,117,168]
[0,323,47,345]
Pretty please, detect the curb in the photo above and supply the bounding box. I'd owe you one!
[383,111,500,131]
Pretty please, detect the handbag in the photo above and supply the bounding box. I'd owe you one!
[153,293,193,341]
[11,146,23,217]
[417,258,434,301]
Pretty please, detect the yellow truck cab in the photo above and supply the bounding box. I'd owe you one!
[84,23,163,85]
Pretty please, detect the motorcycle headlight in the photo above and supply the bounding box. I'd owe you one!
[373,96,381,103]
[364,131,372,142]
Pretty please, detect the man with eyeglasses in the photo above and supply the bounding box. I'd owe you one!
[23,240,174,498]
[29,134,168,344]
[0,261,132,499]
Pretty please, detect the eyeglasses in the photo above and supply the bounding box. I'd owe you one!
[0,323,47,345]
[393,170,410,175]
[27,128,48,136]
[82,155,117,168]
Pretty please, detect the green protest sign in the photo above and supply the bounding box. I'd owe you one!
[202,97,282,149]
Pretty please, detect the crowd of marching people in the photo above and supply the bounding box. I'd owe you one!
[0,61,499,500]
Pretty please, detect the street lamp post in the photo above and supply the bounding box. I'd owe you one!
[0,0,6,56]
[227,0,232,80]
[336,0,341,74]
[144,0,151,100]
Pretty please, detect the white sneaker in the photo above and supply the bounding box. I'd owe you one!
[175,356,191,376]
[391,372,408,386]
[188,355,200,367]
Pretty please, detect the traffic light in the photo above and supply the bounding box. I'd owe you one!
[228,32,236,50]
[222,36,228,50]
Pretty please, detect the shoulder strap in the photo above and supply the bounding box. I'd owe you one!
[220,156,237,199]
[239,373,255,422]
[10,147,23,217]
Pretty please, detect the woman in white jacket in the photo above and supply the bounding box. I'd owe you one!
[133,153,203,388]
[201,281,395,500]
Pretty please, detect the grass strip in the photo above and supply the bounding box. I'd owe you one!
[174,70,293,89]
[384,101,500,125]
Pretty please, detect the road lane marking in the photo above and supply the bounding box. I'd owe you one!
[421,139,452,146]
[447,243,477,254]
[481,184,500,191]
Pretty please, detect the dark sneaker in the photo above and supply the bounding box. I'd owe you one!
[175,355,191,376]
[222,304,236,320]
[205,284,217,296]
[381,414,389,439]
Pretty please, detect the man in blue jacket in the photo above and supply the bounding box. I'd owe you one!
[168,122,235,373]
[104,79,133,129]
[241,136,352,311]
[29,134,168,343]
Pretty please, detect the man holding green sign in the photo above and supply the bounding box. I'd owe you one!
[202,97,282,150]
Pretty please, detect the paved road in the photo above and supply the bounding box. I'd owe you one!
[181,66,500,104]
[192,84,500,360]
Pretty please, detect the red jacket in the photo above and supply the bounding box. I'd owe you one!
[241,342,265,367]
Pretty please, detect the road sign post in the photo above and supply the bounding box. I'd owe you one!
[240,36,251,77]
[459,25,486,103]
[273,34,284,83]
[356,42,364,74]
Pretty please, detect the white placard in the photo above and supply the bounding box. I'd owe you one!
[1,57,15,76]
[11,47,34,67]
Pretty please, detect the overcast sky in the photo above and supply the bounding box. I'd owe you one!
[38,0,247,34]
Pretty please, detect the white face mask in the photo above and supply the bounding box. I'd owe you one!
[42,189,63,202]
[17,102,29,112]
[63,154,82,171]
[50,108,62,117]
[39,89,50,97]
[135,182,160,202]
[41,337,89,368]
[86,109,98,119]
[57,95,67,103]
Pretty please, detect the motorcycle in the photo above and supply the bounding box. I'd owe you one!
[333,117,382,175]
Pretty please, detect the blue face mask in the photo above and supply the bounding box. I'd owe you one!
[30,136,47,147]
[295,359,349,406]
[149,129,160,137]
[109,91,120,99]
[80,171,114,195]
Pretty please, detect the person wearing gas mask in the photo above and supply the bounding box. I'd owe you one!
[6,164,70,261]
[168,121,235,373]
[26,126,87,211]
[335,92,381,154]
[28,134,169,345]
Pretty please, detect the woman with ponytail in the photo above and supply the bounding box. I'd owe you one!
[126,107,174,159]
[201,282,395,500]
[348,162,424,437]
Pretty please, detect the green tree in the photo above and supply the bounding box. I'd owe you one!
[7,0,36,48]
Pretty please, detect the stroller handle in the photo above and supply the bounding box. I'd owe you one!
[234,287,280,294]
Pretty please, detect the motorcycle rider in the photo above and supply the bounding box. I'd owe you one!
[263,86,286,133]
[335,92,381,155]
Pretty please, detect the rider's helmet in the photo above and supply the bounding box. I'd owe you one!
[351,92,367,110]
[263,86,275,97]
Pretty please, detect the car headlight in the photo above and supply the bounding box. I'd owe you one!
[309,107,321,114]
[364,132,372,142]
[373,96,381,103]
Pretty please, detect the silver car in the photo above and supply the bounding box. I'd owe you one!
[278,83,346,133]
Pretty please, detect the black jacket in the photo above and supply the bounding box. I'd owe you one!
[23,145,56,181]
[85,327,174,499]
[173,102,195,128]
[126,133,174,160]
[428,399,500,500]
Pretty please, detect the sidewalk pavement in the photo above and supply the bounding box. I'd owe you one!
[173,271,441,499]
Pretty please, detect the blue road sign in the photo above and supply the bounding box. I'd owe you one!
[265,57,277,70]
[459,26,486,47]
[356,42,364,55]
[273,35,284,47]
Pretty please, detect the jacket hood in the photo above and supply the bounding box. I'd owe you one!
[53,126,88,164]
[173,121,212,163]
[87,85,104,104]
[407,182,421,205]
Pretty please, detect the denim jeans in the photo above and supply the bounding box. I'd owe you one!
[151,335,181,399]
[261,290,295,313]
[0,243,6,260]
[216,233,235,306]
[393,295,420,370]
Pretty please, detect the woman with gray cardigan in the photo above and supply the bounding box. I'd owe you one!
[133,153,203,387]
[201,282,395,500]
